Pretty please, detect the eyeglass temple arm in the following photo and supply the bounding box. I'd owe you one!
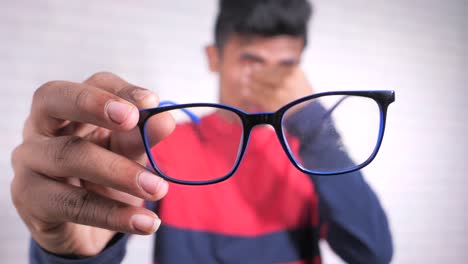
[303,95,350,144]
[320,95,349,122]
[159,100,206,141]
[158,101,200,124]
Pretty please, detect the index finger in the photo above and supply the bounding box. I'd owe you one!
[83,72,176,160]
[30,80,139,137]
[84,72,159,109]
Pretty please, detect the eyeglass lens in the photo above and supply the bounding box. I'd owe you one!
[147,107,244,182]
[145,95,381,182]
[281,95,381,173]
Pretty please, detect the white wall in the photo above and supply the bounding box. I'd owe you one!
[0,0,466,263]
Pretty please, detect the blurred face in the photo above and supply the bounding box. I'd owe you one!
[206,34,304,112]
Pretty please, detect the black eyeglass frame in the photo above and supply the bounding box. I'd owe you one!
[138,90,395,185]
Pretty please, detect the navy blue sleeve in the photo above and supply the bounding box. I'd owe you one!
[285,102,393,264]
[29,233,129,264]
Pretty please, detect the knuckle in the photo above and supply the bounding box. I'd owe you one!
[119,84,157,101]
[54,190,120,230]
[36,80,61,95]
[35,80,64,98]
[53,136,87,168]
[55,189,98,224]
[118,83,140,96]
[105,203,120,229]
[9,161,29,212]
[74,87,92,113]
[87,71,115,84]
[40,80,62,89]
[10,144,36,211]
[107,156,138,191]
[107,155,123,178]
[33,81,61,108]
[10,144,24,170]
[10,177,24,210]
[38,79,93,114]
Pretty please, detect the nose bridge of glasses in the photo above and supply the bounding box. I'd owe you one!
[248,112,279,127]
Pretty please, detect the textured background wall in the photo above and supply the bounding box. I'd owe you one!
[0,0,466,263]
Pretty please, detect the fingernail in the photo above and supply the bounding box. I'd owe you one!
[106,101,133,124]
[131,214,161,233]
[138,171,167,196]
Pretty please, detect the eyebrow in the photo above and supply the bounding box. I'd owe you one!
[240,52,265,63]
[279,58,298,66]
[240,52,298,66]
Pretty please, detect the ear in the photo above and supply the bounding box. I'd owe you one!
[205,45,220,73]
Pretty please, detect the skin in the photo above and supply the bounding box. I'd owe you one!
[11,73,175,256]
[10,34,314,257]
[206,34,313,113]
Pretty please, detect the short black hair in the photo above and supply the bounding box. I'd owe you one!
[214,0,313,49]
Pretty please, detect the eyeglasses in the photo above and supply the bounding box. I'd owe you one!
[138,90,395,185]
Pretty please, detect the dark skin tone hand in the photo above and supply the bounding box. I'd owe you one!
[10,72,175,257]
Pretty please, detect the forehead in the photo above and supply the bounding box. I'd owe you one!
[224,34,304,59]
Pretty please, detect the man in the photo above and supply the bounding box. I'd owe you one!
[11,0,393,263]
